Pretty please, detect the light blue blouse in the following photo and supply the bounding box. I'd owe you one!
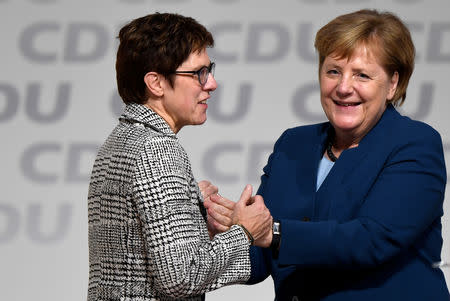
[316,155,335,191]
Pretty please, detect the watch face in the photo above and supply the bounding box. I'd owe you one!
[273,222,280,234]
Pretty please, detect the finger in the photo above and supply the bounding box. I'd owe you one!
[208,210,232,228]
[210,193,221,203]
[207,202,233,221]
[203,184,218,198]
[203,198,212,209]
[254,195,268,209]
[209,194,235,210]
[198,180,209,191]
[254,194,264,201]
[207,216,228,236]
[207,200,231,216]
[237,184,253,206]
[208,211,232,228]
[209,217,230,232]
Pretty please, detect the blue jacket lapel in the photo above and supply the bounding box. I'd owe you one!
[314,105,399,220]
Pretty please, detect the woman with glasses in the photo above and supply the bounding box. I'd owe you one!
[87,12,273,301]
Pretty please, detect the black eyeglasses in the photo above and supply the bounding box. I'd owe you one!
[174,62,215,86]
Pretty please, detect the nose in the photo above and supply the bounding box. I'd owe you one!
[203,73,217,91]
[336,74,353,96]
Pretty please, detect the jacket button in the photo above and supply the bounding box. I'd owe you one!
[301,217,311,222]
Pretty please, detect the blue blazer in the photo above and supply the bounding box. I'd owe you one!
[248,105,448,300]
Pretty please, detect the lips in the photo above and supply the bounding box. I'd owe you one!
[333,100,361,106]
[199,95,210,104]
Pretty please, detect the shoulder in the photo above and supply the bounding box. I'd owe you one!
[377,108,445,177]
[387,108,443,148]
[278,122,328,143]
[138,131,191,178]
[272,122,329,152]
[110,123,185,173]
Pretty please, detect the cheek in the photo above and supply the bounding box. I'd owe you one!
[319,78,334,96]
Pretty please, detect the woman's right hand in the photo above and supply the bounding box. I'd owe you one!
[208,185,273,248]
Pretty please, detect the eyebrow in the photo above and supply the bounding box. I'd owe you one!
[195,61,212,69]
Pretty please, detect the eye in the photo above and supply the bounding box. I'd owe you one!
[326,69,339,75]
[357,73,370,80]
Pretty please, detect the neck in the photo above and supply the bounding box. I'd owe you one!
[327,130,359,162]
[333,135,359,153]
[144,102,180,133]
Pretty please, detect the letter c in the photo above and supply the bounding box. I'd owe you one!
[19,22,60,63]
[202,143,242,183]
[20,143,61,183]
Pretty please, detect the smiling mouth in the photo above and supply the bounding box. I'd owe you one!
[334,100,361,107]
[199,100,207,104]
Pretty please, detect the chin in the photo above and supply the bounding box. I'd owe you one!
[333,122,361,133]
[192,118,207,126]
[333,116,362,127]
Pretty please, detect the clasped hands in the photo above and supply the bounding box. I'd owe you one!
[198,180,272,248]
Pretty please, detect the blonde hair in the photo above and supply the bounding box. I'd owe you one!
[315,9,415,106]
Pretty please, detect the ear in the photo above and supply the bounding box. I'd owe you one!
[387,71,399,101]
[143,72,164,97]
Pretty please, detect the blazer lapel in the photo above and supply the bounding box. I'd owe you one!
[314,105,398,220]
[290,124,330,218]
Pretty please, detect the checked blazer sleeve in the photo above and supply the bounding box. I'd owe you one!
[132,136,251,298]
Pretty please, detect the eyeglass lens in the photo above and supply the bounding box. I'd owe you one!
[200,63,215,85]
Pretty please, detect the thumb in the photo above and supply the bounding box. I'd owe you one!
[238,184,253,206]
[252,194,264,205]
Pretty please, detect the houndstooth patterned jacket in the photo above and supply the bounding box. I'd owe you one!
[87,103,251,301]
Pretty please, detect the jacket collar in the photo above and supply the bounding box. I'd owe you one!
[119,103,176,138]
[316,104,399,192]
[339,104,398,158]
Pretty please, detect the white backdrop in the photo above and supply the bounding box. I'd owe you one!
[1,0,450,300]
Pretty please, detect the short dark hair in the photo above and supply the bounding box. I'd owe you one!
[116,13,214,104]
[315,9,415,106]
